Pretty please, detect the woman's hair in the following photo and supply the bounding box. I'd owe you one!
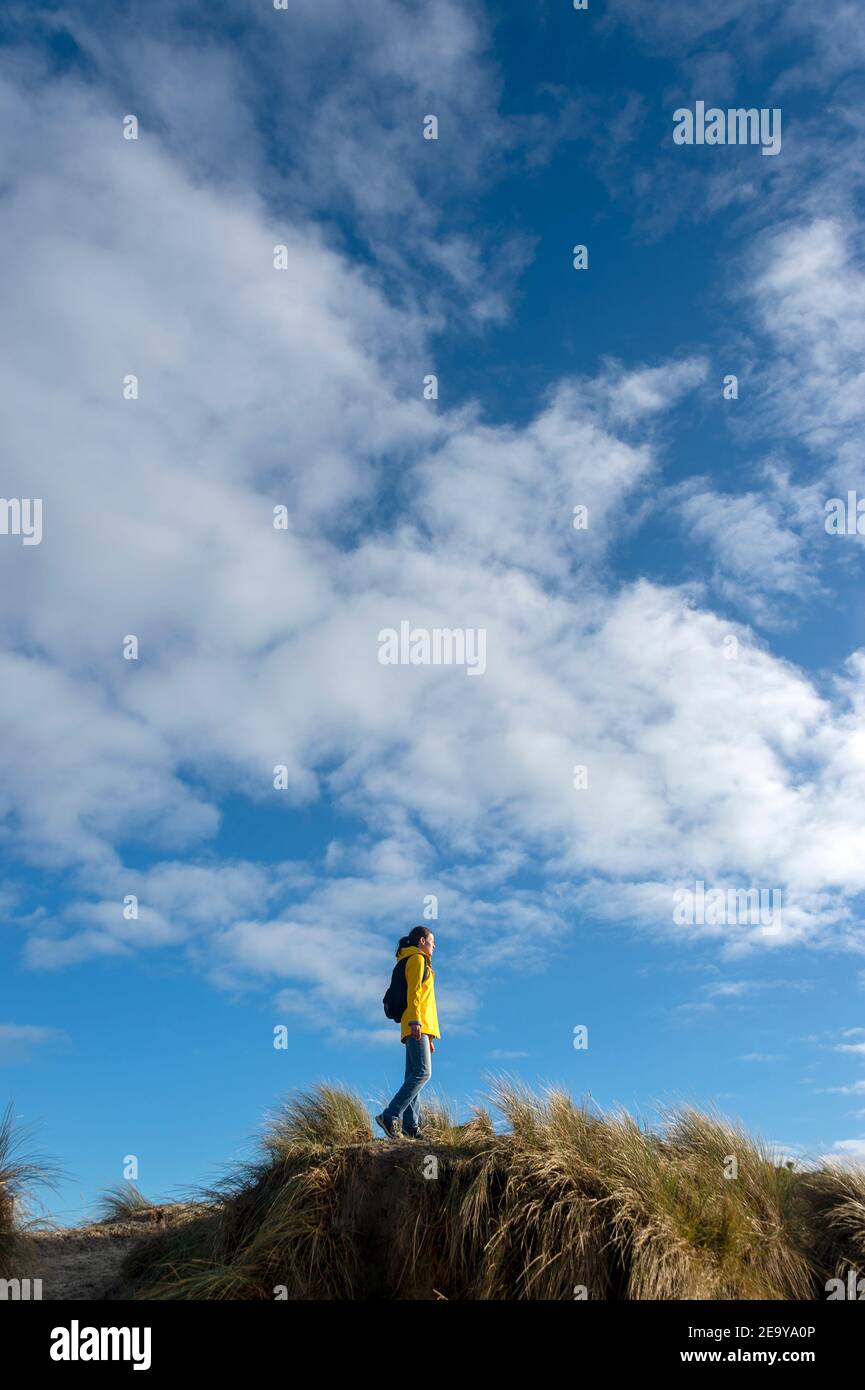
[396,925,431,955]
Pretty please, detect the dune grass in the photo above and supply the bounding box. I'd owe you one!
[121,1081,865,1301]
[0,1102,60,1280]
[95,1183,157,1223]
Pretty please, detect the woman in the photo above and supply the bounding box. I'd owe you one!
[376,926,439,1139]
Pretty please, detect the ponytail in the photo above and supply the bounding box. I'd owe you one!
[396,925,430,956]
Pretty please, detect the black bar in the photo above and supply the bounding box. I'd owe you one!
[7,1297,858,1375]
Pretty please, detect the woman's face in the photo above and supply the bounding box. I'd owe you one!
[420,931,435,958]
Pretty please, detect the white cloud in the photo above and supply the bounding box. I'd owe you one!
[608,0,865,87]
[598,2,865,249]
[0,1022,67,1064]
[818,1137,865,1166]
[675,477,822,625]
[708,980,808,1000]
[36,0,551,326]
[749,217,865,470]
[4,31,865,1045]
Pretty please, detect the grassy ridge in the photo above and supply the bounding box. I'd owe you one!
[0,1101,59,1281]
[120,1083,865,1300]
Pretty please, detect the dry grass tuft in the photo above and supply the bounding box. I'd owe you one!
[0,1102,60,1280]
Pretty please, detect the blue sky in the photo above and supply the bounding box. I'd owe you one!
[3,0,865,1224]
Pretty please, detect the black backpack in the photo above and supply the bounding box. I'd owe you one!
[383,954,430,1022]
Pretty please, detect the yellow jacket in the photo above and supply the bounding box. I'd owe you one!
[398,945,440,1041]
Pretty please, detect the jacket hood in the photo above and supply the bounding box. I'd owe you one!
[397,939,431,961]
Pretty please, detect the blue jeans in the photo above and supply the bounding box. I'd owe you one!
[383,1034,432,1134]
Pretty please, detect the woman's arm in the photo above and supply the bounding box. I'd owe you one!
[405,953,424,1034]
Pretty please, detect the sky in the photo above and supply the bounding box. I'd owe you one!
[2,0,865,1224]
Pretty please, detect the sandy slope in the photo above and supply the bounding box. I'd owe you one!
[32,1227,139,1300]
[31,1205,201,1301]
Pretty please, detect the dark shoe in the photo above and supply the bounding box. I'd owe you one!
[403,1129,425,1140]
[375,1113,401,1140]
